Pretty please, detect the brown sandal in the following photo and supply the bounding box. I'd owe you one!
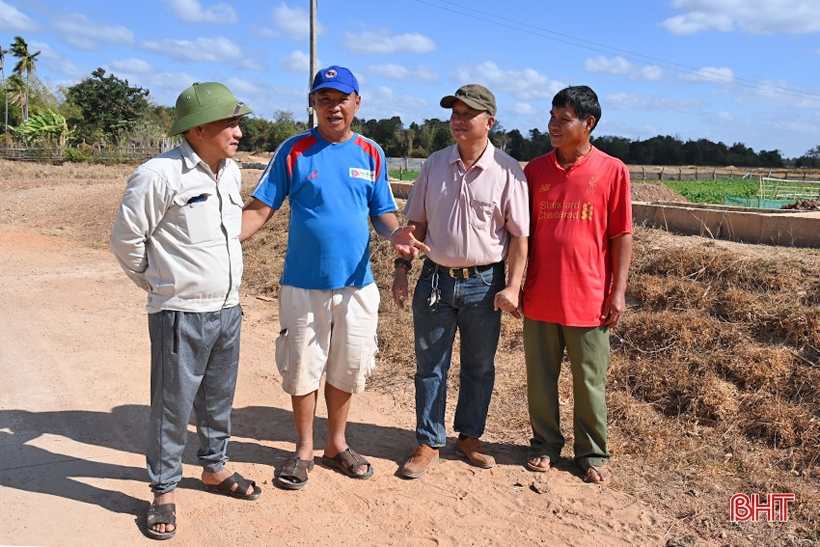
[277,457,314,490]
[204,472,262,499]
[321,447,374,479]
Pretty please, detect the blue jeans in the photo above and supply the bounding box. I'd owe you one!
[412,260,504,447]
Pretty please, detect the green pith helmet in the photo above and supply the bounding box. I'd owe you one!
[168,82,253,137]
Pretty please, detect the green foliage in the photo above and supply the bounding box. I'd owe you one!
[63,68,150,144]
[664,179,760,204]
[11,108,70,146]
[63,147,93,163]
[593,134,785,168]
[9,36,40,121]
[794,145,820,168]
[238,110,307,153]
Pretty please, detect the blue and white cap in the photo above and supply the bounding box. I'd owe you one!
[311,65,360,95]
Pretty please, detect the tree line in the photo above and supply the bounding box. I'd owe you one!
[1,34,816,167]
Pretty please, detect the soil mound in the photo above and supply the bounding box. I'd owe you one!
[630,182,688,203]
[782,199,820,210]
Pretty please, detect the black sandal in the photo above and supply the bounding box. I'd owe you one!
[146,502,176,540]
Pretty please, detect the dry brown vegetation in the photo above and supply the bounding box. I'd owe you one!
[3,159,818,546]
[241,177,820,546]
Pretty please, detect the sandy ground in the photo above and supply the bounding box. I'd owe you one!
[0,178,672,546]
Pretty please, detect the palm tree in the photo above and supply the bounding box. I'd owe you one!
[0,46,7,133]
[5,74,26,121]
[10,36,40,122]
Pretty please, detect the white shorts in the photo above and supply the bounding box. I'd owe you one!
[275,283,380,396]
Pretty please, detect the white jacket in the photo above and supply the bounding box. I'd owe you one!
[110,139,244,313]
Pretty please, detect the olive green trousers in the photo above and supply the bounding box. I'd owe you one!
[523,318,611,469]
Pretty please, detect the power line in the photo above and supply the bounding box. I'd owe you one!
[414,0,820,103]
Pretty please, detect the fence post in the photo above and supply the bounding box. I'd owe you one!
[641,166,646,180]
[694,167,698,181]
[678,167,682,181]
[659,166,664,181]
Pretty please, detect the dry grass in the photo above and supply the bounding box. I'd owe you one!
[0,158,136,181]
[238,180,820,544]
[4,161,819,546]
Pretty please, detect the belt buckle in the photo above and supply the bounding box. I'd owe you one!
[449,267,470,279]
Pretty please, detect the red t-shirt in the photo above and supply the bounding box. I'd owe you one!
[523,147,632,327]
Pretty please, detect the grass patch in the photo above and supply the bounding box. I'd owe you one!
[388,169,419,181]
[665,178,759,204]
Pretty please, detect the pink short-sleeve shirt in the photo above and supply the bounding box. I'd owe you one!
[404,142,529,267]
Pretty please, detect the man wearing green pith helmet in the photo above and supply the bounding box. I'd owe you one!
[110,82,261,541]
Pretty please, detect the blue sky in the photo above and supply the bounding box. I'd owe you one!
[1,0,820,158]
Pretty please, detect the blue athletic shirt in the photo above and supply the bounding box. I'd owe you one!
[252,127,397,290]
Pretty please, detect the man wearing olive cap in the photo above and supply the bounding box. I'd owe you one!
[111,82,260,540]
[391,84,529,478]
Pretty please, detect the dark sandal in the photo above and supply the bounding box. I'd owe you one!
[321,447,374,480]
[277,457,315,490]
[146,503,176,540]
[204,472,262,500]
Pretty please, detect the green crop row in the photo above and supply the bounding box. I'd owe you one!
[664,178,760,204]
[388,169,420,181]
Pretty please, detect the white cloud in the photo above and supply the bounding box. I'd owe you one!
[220,76,261,98]
[367,64,438,83]
[511,103,537,116]
[661,0,820,35]
[713,111,735,123]
[278,50,311,73]
[734,79,820,109]
[53,13,134,51]
[583,56,664,81]
[604,92,707,113]
[110,58,155,74]
[141,37,243,63]
[28,40,59,60]
[158,0,238,24]
[449,61,564,102]
[358,86,430,120]
[27,40,86,80]
[343,30,436,55]
[272,3,326,42]
[0,0,37,33]
[680,66,735,84]
[238,58,266,71]
[251,25,280,39]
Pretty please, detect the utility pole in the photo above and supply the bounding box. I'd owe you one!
[307,0,318,127]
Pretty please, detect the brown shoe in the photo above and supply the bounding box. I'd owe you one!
[401,444,439,479]
[456,437,496,469]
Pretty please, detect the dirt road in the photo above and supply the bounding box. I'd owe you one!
[0,224,673,547]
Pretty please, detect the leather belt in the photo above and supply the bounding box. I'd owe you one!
[425,259,498,279]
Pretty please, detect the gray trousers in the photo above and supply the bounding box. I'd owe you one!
[147,305,242,494]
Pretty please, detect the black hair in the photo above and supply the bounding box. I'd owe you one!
[552,86,601,131]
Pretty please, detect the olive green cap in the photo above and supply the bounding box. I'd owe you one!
[169,82,252,137]
[440,84,497,116]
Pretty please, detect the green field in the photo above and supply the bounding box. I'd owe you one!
[664,178,760,204]
[388,169,419,181]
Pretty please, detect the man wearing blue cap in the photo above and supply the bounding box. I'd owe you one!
[241,66,413,489]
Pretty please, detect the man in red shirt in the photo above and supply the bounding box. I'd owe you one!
[522,85,632,484]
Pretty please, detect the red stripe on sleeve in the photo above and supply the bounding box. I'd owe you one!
[354,136,382,180]
[286,134,318,178]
